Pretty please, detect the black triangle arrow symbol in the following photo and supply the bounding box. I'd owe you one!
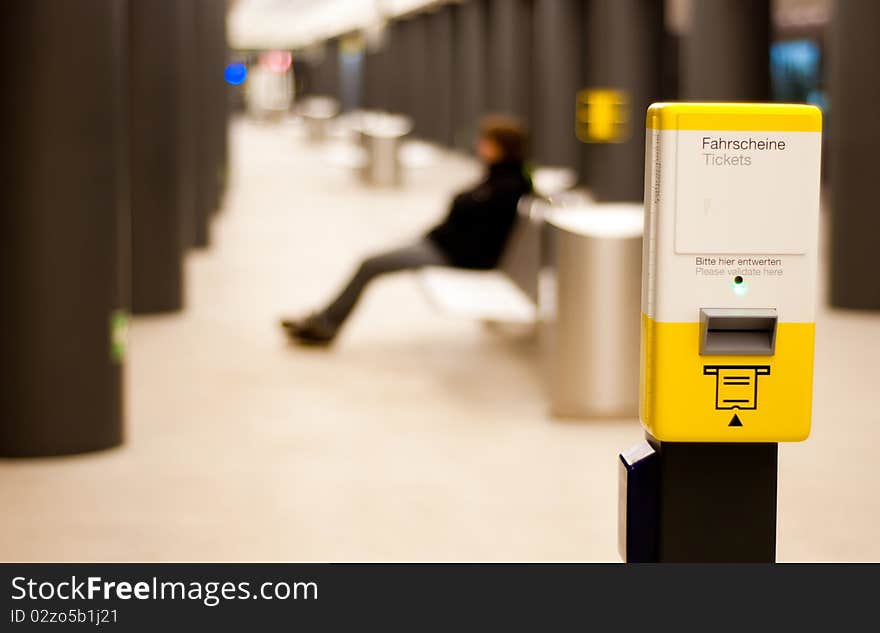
[729,414,743,427]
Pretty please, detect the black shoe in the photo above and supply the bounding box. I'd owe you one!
[280,313,338,346]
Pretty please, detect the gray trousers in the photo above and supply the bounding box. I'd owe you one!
[322,239,450,327]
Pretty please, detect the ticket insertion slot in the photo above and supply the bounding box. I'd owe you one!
[699,308,778,356]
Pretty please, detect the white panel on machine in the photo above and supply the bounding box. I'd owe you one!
[674,128,820,255]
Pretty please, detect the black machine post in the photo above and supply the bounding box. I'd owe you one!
[620,435,778,563]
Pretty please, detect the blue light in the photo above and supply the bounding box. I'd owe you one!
[224,62,247,86]
[770,39,821,105]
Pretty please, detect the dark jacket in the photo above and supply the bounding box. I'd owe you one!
[426,160,532,270]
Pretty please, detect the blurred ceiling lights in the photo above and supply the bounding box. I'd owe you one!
[228,0,449,49]
[230,0,832,51]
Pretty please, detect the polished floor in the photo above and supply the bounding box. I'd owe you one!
[2,118,879,561]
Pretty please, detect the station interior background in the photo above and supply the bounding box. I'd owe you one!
[2,0,879,562]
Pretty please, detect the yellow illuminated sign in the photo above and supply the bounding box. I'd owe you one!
[576,88,629,143]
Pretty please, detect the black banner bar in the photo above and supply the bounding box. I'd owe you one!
[0,563,876,630]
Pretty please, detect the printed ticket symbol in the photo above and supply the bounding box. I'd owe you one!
[703,365,771,411]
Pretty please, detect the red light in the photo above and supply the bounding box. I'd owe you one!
[259,50,292,74]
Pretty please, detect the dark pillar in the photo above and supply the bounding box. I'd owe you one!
[215,3,229,218]
[487,0,532,122]
[178,0,199,249]
[362,42,380,110]
[683,0,771,101]
[194,0,228,245]
[397,19,415,119]
[293,58,312,97]
[829,0,880,309]
[405,17,431,137]
[0,0,128,456]
[371,28,394,112]
[453,0,489,151]
[584,0,664,201]
[318,39,341,99]
[428,6,455,145]
[532,0,583,169]
[388,20,409,115]
[129,0,185,313]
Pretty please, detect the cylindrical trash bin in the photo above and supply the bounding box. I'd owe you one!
[327,109,374,143]
[544,202,644,418]
[356,113,412,187]
[531,165,578,199]
[298,95,340,143]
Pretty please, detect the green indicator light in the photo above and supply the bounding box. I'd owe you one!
[732,276,749,296]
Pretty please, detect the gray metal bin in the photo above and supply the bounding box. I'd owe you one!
[297,95,339,143]
[543,202,644,418]
[356,113,412,187]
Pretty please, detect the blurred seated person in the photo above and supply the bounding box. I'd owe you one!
[281,114,533,345]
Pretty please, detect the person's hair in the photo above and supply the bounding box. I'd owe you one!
[480,114,528,162]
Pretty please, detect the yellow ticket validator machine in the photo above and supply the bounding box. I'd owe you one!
[641,102,822,442]
[619,103,822,562]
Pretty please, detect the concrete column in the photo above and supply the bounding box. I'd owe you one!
[828,0,880,309]
[293,58,312,97]
[487,0,532,122]
[532,0,584,169]
[321,39,341,100]
[178,0,199,249]
[453,0,489,151]
[388,20,409,115]
[129,0,185,313]
[361,43,381,110]
[405,17,431,137]
[309,43,331,97]
[584,0,664,201]
[194,0,228,244]
[428,6,455,145]
[0,0,128,456]
[215,2,229,217]
[682,0,771,100]
[373,28,394,112]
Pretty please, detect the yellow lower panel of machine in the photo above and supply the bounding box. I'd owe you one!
[640,315,815,442]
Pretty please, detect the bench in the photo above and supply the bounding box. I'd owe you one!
[419,195,545,325]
